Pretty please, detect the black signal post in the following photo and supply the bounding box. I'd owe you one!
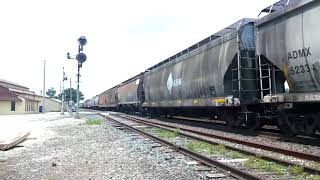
[67,36,87,119]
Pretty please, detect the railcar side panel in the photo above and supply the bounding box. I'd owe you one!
[143,19,256,108]
[98,87,118,108]
[256,0,320,93]
[118,74,144,105]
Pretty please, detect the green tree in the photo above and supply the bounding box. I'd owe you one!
[46,87,56,98]
[58,88,84,103]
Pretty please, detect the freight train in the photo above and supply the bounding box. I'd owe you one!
[83,0,320,136]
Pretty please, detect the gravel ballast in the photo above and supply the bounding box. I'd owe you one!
[0,112,214,179]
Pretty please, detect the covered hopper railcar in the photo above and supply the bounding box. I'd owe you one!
[143,18,260,128]
[86,96,99,109]
[256,0,320,135]
[97,86,118,111]
[117,73,144,113]
[82,99,90,109]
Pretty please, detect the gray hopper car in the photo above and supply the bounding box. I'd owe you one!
[143,18,258,127]
[256,0,320,135]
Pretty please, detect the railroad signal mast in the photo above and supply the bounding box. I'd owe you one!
[67,36,87,119]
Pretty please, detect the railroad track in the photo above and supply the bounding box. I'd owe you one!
[162,115,320,147]
[99,112,320,179]
[123,114,320,163]
[100,113,260,180]
[116,114,320,171]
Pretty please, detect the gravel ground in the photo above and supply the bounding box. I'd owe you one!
[0,112,220,180]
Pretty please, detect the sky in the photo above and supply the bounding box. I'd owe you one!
[0,0,277,100]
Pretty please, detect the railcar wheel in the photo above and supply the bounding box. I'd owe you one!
[317,113,320,131]
[150,108,160,118]
[223,111,235,129]
[245,113,262,131]
[304,114,318,135]
[277,112,296,137]
[222,110,242,129]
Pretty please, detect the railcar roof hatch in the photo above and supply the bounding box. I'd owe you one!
[258,0,299,16]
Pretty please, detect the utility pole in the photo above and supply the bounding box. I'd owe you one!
[61,67,65,115]
[61,67,67,115]
[42,60,46,113]
[70,78,72,114]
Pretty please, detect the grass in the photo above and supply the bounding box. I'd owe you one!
[155,128,180,139]
[48,177,59,180]
[302,175,320,180]
[244,156,286,175]
[186,141,196,151]
[287,165,319,180]
[85,119,102,125]
[185,141,227,155]
[173,128,181,136]
[288,166,304,176]
[244,157,320,179]
[185,141,247,159]
[228,151,245,159]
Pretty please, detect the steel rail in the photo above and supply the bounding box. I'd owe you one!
[122,115,320,163]
[119,114,320,175]
[172,116,320,147]
[100,113,261,180]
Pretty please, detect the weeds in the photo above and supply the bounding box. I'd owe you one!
[244,157,320,179]
[244,156,285,175]
[185,141,227,155]
[85,119,102,125]
[48,177,59,180]
[289,166,320,180]
[173,128,181,136]
[288,166,304,176]
[186,142,196,151]
[228,151,244,159]
[155,128,179,139]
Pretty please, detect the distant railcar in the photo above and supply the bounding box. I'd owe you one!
[82,99,90,108]
[86,95,99,109]
[117,73,144,113]
[93,95,99,109]
[98,86,118,111]
[88,97,95,108]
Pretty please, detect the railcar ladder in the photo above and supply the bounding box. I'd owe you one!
[258,55,272,100]
[232,50,259,101]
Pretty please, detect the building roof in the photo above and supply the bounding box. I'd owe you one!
[8,88,35,95]
[34,94,62,103]
[0,85,22,102]
[0,79,29,89]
